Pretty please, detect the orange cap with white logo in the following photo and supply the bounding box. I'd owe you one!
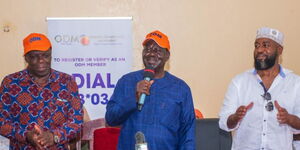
[23,33,52,55]
[142,30,170,51]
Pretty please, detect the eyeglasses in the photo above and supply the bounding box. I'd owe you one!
[261,92,273,111]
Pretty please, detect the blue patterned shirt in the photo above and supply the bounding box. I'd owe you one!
[0,69,83,150]
[105,70,195,150]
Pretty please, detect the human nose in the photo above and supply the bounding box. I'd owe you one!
[37,55,46,62]
[255,45,266,53]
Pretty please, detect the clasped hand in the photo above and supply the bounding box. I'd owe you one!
[26,125,55,149]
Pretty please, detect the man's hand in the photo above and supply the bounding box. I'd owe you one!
[275,100,291,124]
[274,100,300,130]
[227,102,254,129]
[136,80,154,102]
[25,127,44,150]
[34,125,55,149]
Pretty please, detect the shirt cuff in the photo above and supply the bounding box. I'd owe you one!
[219,113,240,132]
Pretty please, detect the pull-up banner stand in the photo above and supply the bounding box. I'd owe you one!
[47,17,133,120]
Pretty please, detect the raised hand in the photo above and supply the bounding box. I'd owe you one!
[227,102,254,129]
[235,102,254,121]
[275,100,290,124]
[136,80,154,101]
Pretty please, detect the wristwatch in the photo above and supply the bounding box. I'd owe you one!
[53,134,60,144]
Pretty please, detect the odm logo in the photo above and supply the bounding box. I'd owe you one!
[80,36,90,46]
[29,37,41,43]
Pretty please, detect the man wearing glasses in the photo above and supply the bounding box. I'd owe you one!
[219,27,300,150]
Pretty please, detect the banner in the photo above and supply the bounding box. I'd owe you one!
[0,135,9,150]
[47,17,132,120]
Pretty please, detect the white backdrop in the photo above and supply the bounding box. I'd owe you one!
[47,17,132,120]
[0,135,9,149]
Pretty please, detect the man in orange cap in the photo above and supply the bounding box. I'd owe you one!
[106,30,195,150]
[0,33,83,149]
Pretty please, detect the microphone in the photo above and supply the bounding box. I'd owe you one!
[135,131,148,150]
[137,66,155,111]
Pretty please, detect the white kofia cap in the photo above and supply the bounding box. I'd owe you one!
[256,27,284,47]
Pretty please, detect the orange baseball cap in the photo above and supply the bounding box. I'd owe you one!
[142,30,170,51]
[23,33,52,55]
[194,109,204,119]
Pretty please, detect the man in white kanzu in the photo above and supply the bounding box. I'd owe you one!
[219,27,300,150]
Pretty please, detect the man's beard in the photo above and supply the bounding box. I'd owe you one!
[254,51,277,70]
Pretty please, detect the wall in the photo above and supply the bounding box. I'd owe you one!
[1,0,300,117]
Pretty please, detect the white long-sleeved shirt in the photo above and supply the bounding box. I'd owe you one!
[219,66,300,150]
[293,141,300,150]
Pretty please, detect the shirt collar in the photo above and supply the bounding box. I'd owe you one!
[252,65,287,78]
[21,68,58,83]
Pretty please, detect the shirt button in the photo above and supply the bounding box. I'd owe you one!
[262,148,264,150]
[264,120,266,122]
[263,133,265,136]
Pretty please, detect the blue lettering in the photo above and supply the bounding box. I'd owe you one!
[107,73,115,88]
[150,33,162,38]
[30,37,41,42]
[92,74,105,88]
[72,73,115,89]
[87,73,91,88]
[72,73,84,88]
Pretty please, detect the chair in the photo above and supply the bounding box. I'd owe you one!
[81,118,106,150]
[93,127,121,150]
[196,118,232,150]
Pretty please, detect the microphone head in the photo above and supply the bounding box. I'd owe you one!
[135,131,145,144]
[143,66,155,79]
